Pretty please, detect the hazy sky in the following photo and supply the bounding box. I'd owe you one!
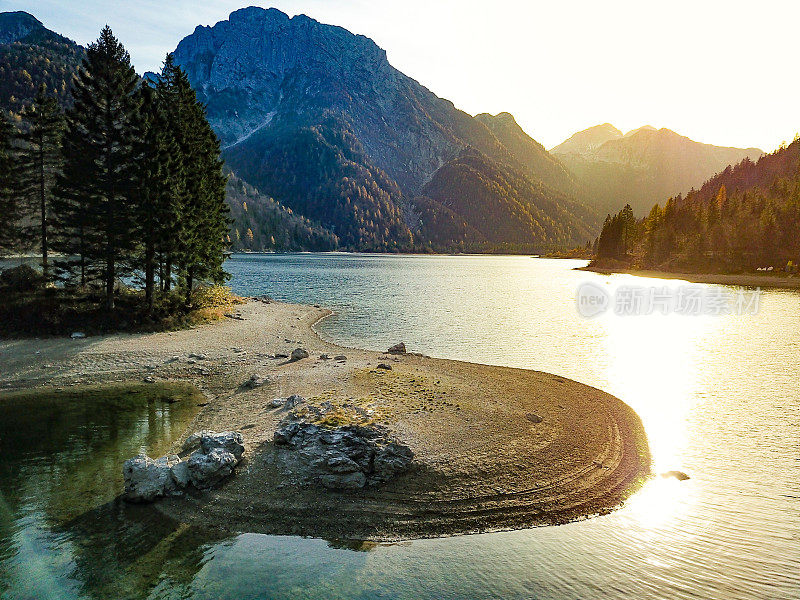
[3,0,797,151]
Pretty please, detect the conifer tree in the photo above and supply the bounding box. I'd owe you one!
[160,57,229,305]
[0,114,21,254]
[131,81,184,310]
[52,27,140,307]
[153,55,187,293]
[17,85,64,278]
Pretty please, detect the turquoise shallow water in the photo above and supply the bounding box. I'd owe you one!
[1,254,798,599]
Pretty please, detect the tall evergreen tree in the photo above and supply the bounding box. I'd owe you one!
[52,27,140,307]
[0,114,21,254]
[160,57,229,305]
[153,55,187,294]
[131,81,184,311]
[17,85,65,278]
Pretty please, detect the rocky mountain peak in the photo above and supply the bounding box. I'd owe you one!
[0,11,43,45]
[172,6,393,146]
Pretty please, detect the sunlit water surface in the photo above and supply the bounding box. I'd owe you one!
[1,254,798,599]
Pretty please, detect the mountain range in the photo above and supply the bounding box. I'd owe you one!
[169,6,596,251]
[0,8,774,252]
[552,123,763,216]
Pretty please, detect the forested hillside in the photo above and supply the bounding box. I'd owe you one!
[0,12,84,114]
[475,112,579,198]
[594,139,800,272]
[225,112,413,251]
[226,172,339,252]
[420,148,597,252]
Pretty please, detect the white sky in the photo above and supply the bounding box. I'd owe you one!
[2,0,797,152]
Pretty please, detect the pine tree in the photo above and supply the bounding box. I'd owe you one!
[0,114,21,254]
[154,55,187,293]
[52,27,140,307]
[160,57,229,305]
[17,85,64,278]
[131,81,183,311]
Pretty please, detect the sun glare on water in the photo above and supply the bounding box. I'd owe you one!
[593,276,729,524]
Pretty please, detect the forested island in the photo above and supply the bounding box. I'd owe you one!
[0,28,234,336]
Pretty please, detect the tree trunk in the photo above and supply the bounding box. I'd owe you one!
[164,259,172,292]
[185,268,193,307]
[106,255,115,310]
[145,230,155,313]
[39,145,48,279]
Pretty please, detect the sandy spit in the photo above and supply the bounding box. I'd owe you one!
[0,300,650,541]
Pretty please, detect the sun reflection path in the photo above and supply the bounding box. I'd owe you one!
[592,275,727,524]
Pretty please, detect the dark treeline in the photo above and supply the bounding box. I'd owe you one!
[0,27,230,312]
[595,139,800,272]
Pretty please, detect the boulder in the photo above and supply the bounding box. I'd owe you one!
[70,332,86,339]
[290,348,310,361]
[285,394,306,408]
[170,460,191,488]
[187,447,239,489]
[387,342,406,355]
[124,431,245,502]
[181,430,217,453]
[376,363,392,370]
[526,413,543,424]
[122,454,180,502]
[334,355,347,361]
[199,431,245,459]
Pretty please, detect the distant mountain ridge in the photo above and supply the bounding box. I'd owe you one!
[475,112,579,197]
[552,123,763,216]
[550,123,623,156]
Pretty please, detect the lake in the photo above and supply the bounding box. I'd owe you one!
[1,254,798,599]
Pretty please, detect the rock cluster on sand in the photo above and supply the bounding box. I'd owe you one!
[123,431,244,502]
[274,422,413,489]
[272,400,413,490]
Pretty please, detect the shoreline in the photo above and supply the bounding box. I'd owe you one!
[0,300,651,541]
[580,265,800,290]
